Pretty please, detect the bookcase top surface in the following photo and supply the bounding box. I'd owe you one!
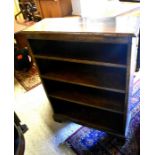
[23,10,139,37]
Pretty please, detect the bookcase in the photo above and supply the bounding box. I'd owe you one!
[22,16,139,138]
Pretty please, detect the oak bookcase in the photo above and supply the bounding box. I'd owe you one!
[22,15,139,138]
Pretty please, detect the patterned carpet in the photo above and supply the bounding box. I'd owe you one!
[15,64,41,91]
[65,78,140,155]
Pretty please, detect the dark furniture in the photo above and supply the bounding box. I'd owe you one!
[22,11,140,139]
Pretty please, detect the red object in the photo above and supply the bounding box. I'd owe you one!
[17,54,23,60]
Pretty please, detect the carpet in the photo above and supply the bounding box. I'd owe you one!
[65,78,140,155]
[15,63,41,91]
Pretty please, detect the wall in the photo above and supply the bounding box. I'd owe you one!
[71,0,118,17]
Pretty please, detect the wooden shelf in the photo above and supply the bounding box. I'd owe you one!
[41,74,125,93]
[49,90,124,114]
[51,98,124,134]
[54,114,125,138]
[29,39,128,65]
[44,79,125,114]
[34,54,127,68]
[41,72,126,94]
[43,79,125,114]
[37,59,126,93]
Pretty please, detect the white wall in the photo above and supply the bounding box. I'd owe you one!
[71,0,119,17]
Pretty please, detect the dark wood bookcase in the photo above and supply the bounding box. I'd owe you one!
[22,16,139,138]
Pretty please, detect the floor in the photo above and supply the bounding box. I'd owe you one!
[14,79,81,155]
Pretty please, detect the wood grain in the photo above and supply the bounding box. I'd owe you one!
[34,0,72,18]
